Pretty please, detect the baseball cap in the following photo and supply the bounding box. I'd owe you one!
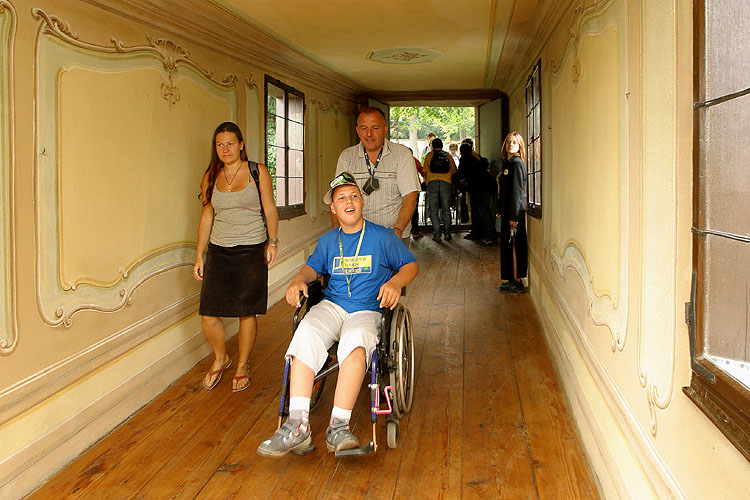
[323,171,359,204]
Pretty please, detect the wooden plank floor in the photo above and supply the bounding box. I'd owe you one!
[27,234,600,500]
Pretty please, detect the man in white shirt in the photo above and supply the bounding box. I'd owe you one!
[333,107,420,245]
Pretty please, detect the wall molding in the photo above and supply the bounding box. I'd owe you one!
[79,0,363,100]
[32,8,236,327]
[0,315,210,499]
[529,255,688,500]
[0,0,16,355]
[546,0,630,355]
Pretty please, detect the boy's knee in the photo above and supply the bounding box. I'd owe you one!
[340,347,366,368]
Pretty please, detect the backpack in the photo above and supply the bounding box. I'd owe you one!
[429,150,450,173]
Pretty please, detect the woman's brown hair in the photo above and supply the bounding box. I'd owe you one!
[201,121,248,206]
[501,132,526,162]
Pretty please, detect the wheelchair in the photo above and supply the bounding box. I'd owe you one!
[276,278,415,455]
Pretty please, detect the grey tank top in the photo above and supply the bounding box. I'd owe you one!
[210,179,267,247]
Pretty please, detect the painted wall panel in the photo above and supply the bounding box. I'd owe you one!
[0,1,15,355]
[550,26,620,307]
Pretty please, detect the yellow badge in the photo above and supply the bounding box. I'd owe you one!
[503,169,509,175]
[333,255,373,275]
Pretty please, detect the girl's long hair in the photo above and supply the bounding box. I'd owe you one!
[501,132,526,162]
[201,121,248,206]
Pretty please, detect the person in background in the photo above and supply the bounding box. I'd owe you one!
[496,132,528,293]
[448,142,460,166]
[423,138,457,242]
[334,107,420,247]
[458,143,495,245]
[421,132,436,162]
[194,121,279,392]
[407,147,425,239]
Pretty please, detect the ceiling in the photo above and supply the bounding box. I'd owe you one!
[210,0,561,100]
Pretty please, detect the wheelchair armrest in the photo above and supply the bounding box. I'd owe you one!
[293,277,327,331]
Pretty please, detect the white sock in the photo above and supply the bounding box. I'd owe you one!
[289,396,310,426]
[330,406,352,426]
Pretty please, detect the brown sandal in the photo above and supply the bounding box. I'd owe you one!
[203,358,232,390]
[232,361,250,393]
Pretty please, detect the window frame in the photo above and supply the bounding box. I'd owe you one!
[525,60,542,219]
[683,0,750,462]
[264,75,306,220]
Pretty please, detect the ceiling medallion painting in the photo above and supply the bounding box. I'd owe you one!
[367,48,441,65]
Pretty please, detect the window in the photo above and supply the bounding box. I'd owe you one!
[525,60,542,219]
[684,0,750,462]
[265,75,305,219]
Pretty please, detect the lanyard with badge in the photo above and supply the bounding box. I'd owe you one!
[362,146,383,195]
[338,220,366,297]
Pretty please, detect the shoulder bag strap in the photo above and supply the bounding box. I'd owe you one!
[248,161,267,228]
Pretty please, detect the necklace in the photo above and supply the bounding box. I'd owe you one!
[223,163,242,191]
[338,221,366,298]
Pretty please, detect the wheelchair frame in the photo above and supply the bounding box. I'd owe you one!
[277,278,415,454]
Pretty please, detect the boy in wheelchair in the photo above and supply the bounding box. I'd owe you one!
[257,171,419,456]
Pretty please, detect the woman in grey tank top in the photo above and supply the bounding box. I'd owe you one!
[193,122,279,393]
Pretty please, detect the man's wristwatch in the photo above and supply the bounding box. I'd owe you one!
[393,227,403,235]
[268,237,279,247]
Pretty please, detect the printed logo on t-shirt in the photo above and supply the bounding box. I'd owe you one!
[332,255,373,275]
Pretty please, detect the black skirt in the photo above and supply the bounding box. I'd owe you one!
[199,242,268,317]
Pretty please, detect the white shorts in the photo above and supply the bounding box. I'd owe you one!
[285,300,381,373]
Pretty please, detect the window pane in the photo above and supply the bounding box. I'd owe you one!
[289,121,304,150]
[534,166,541,204]
[275,146,286,177]
[267,83,285,117]
[275,115,286,147]
[706,0,750,99]
[704,95,750,235]
[289,94,304,123]
[535,140,541,173]
[289,177,304,205]
[266,142,277,177]
[275,177,286,206]
[534,106,541,141]
[266,116,277,146]
[704,235,750,389]
[289,149,304,177]
[534,69,541,106]
[526,82,532,111]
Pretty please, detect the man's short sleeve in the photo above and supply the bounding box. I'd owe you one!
[394,145,420,197]
[383,228,417,270]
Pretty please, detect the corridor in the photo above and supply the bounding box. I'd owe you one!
[28,236,598,499]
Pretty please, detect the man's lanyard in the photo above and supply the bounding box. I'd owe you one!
[338,221,366,298]
[363,146,384,177]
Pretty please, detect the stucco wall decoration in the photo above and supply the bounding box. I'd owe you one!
[548,0,630,354]
[244,74,261,161]
[32,8,239,327]
[0,0,16,354]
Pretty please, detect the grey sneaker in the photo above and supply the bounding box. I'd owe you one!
[325,418,359,452]
[257,419,312,456]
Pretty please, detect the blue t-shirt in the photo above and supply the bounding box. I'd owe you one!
[306,221,416,313]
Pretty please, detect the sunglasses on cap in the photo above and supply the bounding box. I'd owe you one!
[330,171,356,188]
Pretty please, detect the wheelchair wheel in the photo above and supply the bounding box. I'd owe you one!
[386,419,399,449]
[402,308,415,412]
[388,304,415,416]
